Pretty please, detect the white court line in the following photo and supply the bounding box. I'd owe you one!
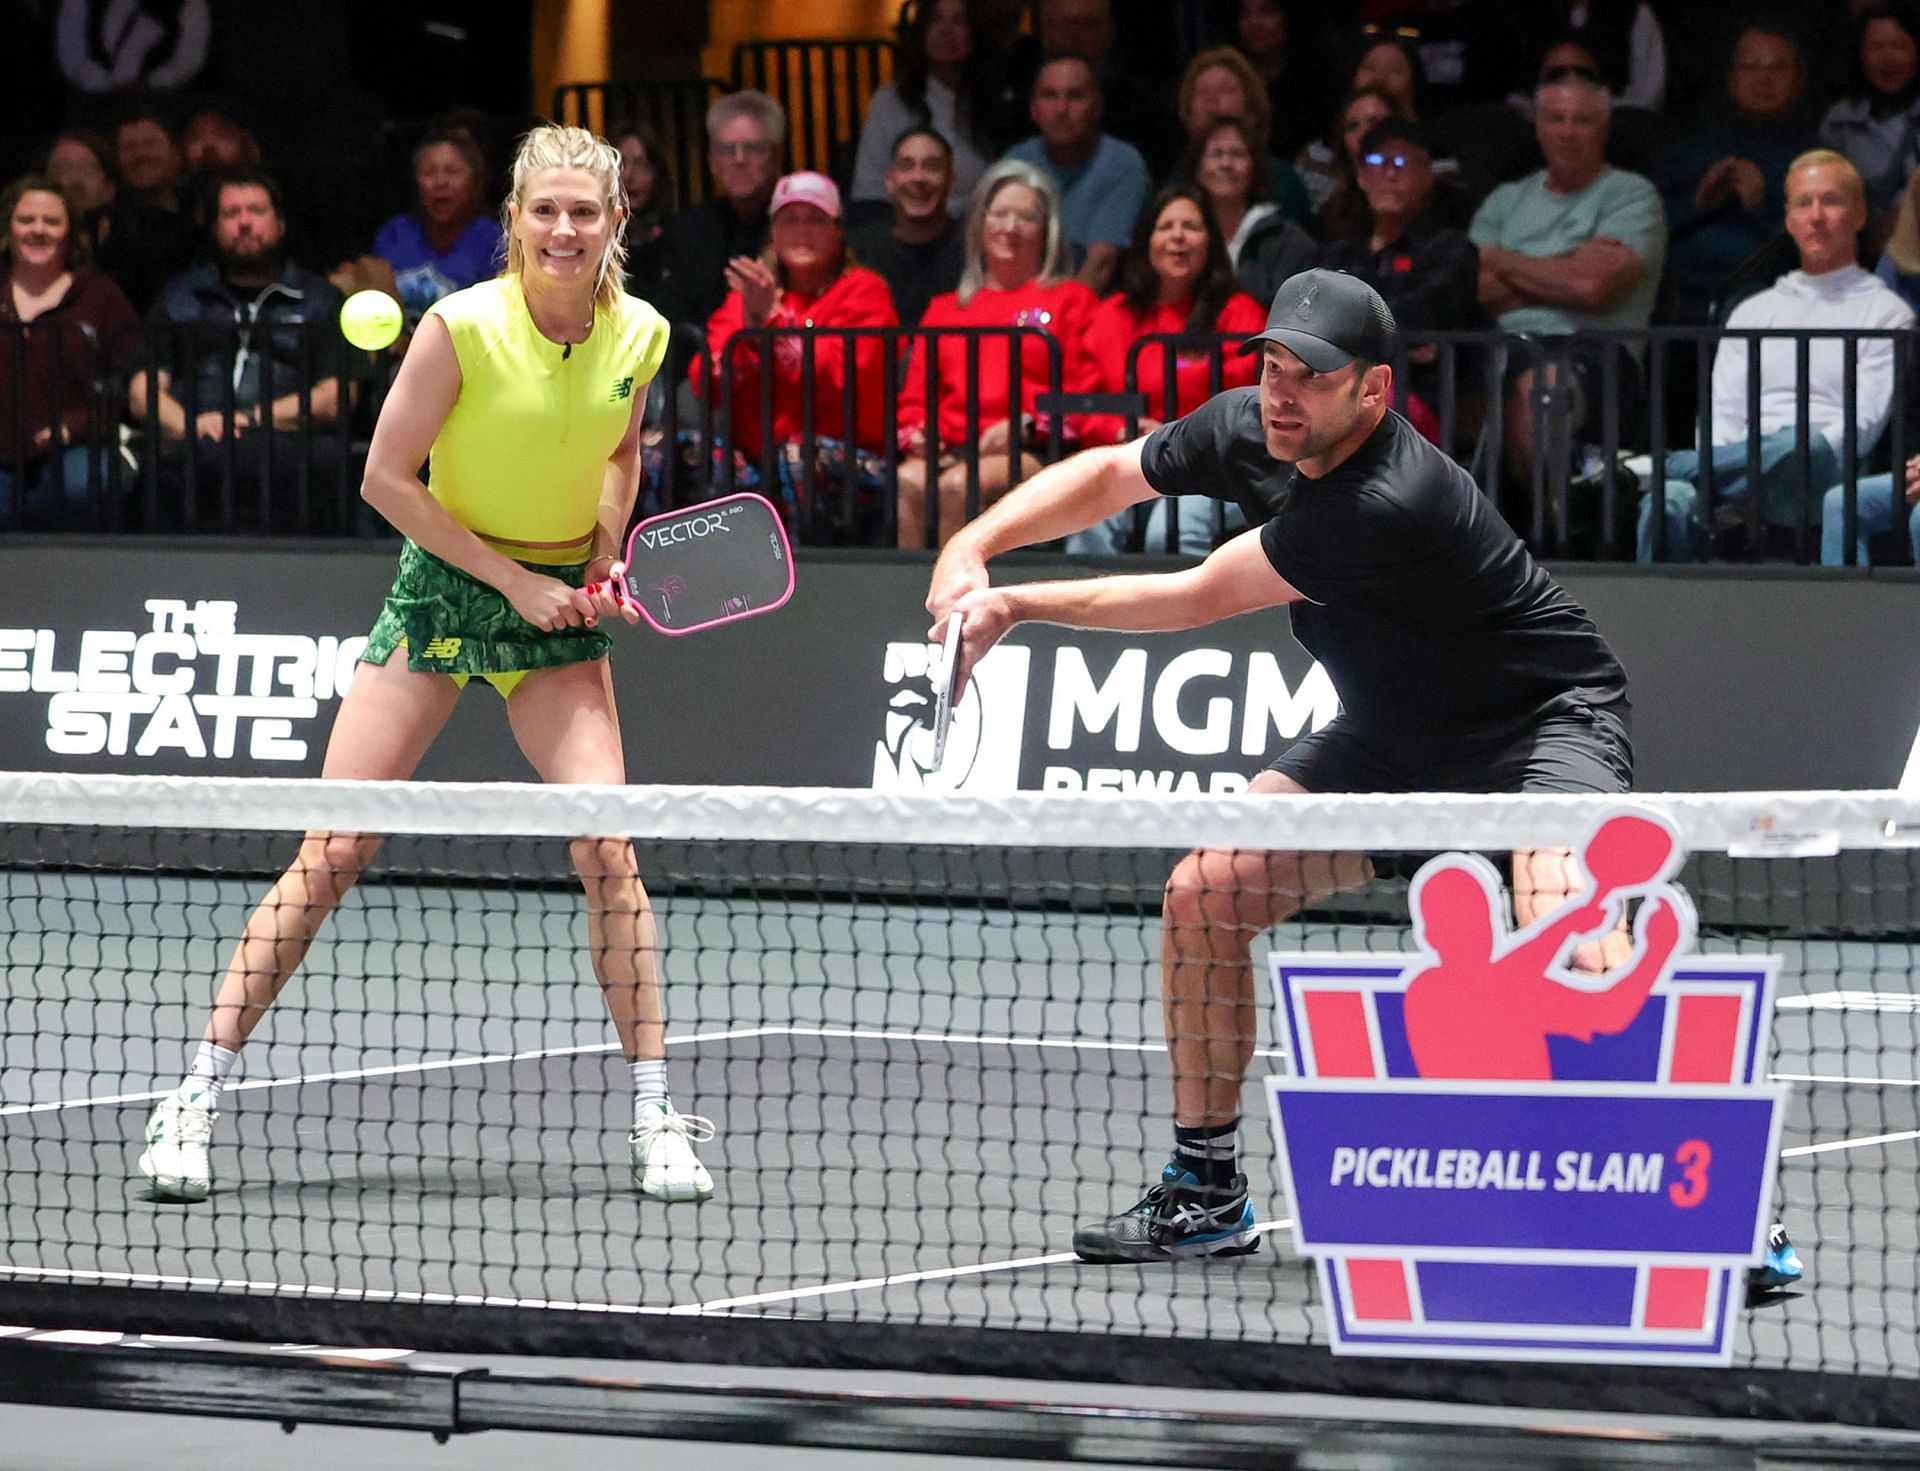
[12,1023,1912,1165]
[1,1026,1281,1117]
[0,1263,677,1314]
[674,1220,1295,1316]
[1775,1072,1920,1088]
[1778,991,1920,1014]
[0,1221,1297,1322]
[1783,1129,1920,1159]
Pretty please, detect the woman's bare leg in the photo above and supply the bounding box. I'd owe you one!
[507,657,711,1199]
[506,658,661,1060]
[204,657,461,1049]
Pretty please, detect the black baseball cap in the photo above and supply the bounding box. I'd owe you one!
[1243,268,1397,372]
[1358,116,1430,158]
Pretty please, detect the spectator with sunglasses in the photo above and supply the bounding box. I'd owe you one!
[1324,120,1477,316]
[1322,117,1482,410]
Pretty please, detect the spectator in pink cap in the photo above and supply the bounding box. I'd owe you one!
[693,171,901,541]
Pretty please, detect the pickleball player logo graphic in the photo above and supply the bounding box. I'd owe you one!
[871,640,1030,793]
[1264,808,1788,1367]
[1401,814,1688,1081]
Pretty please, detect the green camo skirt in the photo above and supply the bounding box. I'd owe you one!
[361,540,611,694]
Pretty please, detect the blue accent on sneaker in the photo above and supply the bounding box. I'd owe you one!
[1073,1167,1261,1263]
[1750,1224,1805,1291]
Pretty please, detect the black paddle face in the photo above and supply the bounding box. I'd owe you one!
[620,493,794,635]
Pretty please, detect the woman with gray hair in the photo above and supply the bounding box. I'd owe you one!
[895,159,1100,547]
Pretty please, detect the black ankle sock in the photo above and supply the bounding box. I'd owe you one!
[1172,1120,1240,1191]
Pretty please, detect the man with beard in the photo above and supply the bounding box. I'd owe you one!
[130,170,346,532]
[848,126,966,325]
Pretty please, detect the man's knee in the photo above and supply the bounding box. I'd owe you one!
[1164,849,1305,935]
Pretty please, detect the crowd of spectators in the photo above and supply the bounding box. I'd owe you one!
[10,0,1920,565]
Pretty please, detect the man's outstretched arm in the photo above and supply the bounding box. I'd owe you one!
[926,440,1160,618]
[942,526,1299,693]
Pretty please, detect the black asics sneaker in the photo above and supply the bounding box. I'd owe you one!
[1073,1164,1260,1264]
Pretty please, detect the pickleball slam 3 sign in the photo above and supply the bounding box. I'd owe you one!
[1266,810,1787,1366]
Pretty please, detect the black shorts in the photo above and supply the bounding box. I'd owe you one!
[1269,695,1633,796]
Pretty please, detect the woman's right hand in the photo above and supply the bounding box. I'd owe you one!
[726,256,780,327]
[507,569,596,631]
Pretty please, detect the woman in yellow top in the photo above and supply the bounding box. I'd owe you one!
[137,125,713,1204]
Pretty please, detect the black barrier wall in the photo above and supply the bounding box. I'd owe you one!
[0,541,1915,791]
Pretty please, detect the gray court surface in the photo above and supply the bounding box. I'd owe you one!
[1,868,1916,1405]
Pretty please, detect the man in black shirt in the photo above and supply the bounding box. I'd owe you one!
[927,269,1639,1265]
[651,90,783,332]
[847,127,965,326]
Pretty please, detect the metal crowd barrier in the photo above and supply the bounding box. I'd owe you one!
[3,318,394,538]
[1101,326,1918,566]
[11,314,1917,566]
[0,318,124,533]
[123,319,392,537]
[665,323,1065,549]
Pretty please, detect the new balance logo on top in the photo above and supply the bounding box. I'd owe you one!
[609,377,634,401]
[421,636,462,659]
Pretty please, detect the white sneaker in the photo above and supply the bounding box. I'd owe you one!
[137,1086,215,1202]
[628,1103,715,1201]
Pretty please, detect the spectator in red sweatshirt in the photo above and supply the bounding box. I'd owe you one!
[1066,184,1268,553]
[695,171,899,536]
[896,159,1100,547]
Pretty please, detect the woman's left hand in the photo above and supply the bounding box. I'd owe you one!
[582,561,642,625]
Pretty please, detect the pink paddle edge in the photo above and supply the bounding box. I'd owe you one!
[612,491,796,637]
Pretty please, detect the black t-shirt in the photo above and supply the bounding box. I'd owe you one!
[1139,389,1627,752]
[846,220,965,327]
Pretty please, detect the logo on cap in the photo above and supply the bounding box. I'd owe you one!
[1294,283,1321,321]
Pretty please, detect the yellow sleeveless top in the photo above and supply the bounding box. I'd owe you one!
[426,277,670,563]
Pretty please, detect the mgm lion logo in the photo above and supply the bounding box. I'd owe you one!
[872,641,1030,793]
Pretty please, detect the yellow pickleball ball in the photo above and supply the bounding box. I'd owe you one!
[340,290,403,350]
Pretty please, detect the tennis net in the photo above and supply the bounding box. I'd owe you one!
[0,774,1915,1431]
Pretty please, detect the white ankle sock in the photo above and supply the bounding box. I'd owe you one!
[184,1041,238,1106]
[630,1059,669,1123]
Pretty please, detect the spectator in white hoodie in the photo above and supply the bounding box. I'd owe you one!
[1638,149,1914,561]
